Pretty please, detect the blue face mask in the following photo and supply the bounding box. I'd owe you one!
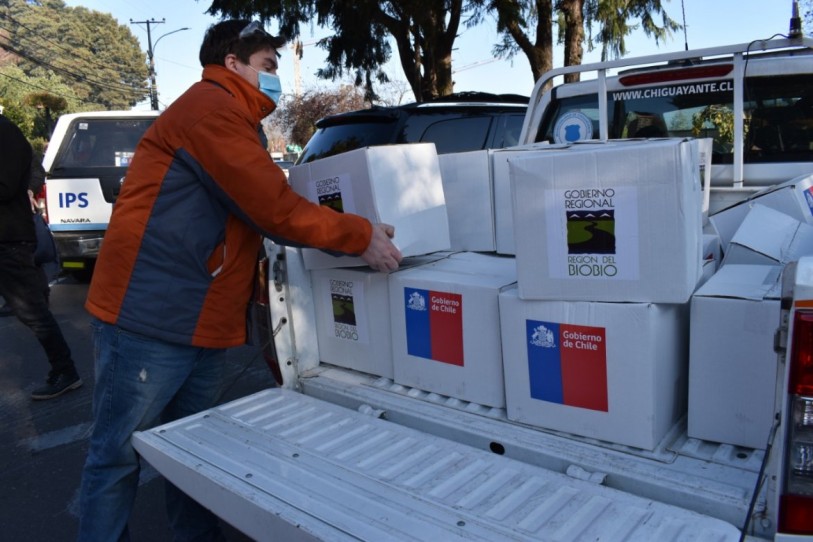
[249,66,282,104]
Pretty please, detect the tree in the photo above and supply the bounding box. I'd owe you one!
[474,0,678,86]
[206,0,471,102]
[584,0,680,61]
[0,63,79,144]
[0,0,149,111]
[205,0,678,101]
[267,84,367,147]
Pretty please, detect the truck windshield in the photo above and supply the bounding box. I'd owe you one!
[52,118,155,171]
[537,73,813,164]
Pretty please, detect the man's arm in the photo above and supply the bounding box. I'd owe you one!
[186,109,378,257]
[28,154,46,194]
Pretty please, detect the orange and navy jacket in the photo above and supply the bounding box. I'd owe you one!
[85,65,372,348]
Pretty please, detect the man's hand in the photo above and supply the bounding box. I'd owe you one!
[361,223,402,272]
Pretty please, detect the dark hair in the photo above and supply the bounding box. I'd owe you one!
[199,20,286,67]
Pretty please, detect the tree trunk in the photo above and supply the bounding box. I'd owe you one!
[559,0,585,83]
[378,0,460,102]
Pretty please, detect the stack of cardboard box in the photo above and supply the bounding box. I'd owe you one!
[688,173,813,449]
[499,139,706,450]
[290,144,453,380]
[293,138,793,453]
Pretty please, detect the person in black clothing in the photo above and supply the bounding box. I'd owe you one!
[0,153,50,317]
[0,114,82,400]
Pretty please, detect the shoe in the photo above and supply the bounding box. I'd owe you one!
[31,372,83,400]
[0,303,12,317]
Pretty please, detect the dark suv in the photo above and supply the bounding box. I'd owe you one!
[296,92,529,164]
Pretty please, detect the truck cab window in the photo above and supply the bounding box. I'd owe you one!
[537,73,813,165]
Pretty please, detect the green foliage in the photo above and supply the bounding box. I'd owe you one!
[0,63,80,139]
[584,0,680,61]
[0,0,149,114]
[691,105,748,152]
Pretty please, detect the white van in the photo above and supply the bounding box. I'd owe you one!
[41,110,159,279]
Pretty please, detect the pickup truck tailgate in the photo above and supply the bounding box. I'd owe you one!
[133,388,742,541]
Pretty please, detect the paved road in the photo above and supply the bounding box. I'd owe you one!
[0,277,276,541]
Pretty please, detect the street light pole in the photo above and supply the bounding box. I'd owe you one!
[130,19,189,110]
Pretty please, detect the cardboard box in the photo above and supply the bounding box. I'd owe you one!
[438,151,495,251]
[508,138,703,302]
[499,287,688,450]
[494,139,709,254]
[491,143,554,255]
[389,253,517,407]
[289,144,451,269]
[709,172,813,252]
[311,253,451,378]
[723,204,813,267]
[688,264,781,449]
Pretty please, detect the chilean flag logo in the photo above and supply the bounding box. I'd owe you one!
[404,287,464,366]
[526,319,608,412]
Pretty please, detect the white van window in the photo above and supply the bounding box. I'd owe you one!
[53,118,155,170]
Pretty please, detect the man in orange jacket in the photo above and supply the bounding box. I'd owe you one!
[77,19,402,541]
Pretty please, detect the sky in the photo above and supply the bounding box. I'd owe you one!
[62,0,797,111]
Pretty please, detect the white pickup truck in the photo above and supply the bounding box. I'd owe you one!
[132,35,813,541]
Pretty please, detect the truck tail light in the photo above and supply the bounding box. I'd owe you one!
[255,254,270,306]
[778,309,813,535]
[35,184,48,223]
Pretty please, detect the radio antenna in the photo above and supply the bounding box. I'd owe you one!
[789,0,803,38]
[681,0,689,50]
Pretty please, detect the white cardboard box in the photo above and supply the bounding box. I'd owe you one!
[491,143,554,255]
[389,253,517,407]
[289,144,451,269]
[499,287,688,450]
[688,264,782,449]
[709,172,813,252]
[723,204,813,267]
[493,139,709,255]
[311,253,451,378]
[508,138,703,302]
[438,150,496,251]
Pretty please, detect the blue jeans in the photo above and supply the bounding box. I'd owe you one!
[77,319,226,542]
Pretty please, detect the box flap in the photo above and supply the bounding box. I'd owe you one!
[694,263,782,300]
[727,204,813,264]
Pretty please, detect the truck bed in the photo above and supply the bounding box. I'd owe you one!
[133,366,766,541]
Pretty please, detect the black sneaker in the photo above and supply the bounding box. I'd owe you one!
[31,372,83,400]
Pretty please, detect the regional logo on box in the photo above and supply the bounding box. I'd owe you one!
[327,278,368,344]
[546,187,639,280]
[404,287,463,366]
[526,320,608,412]
[309,173,354,214]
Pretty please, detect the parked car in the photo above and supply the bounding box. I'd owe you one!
[296,91,529,164]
